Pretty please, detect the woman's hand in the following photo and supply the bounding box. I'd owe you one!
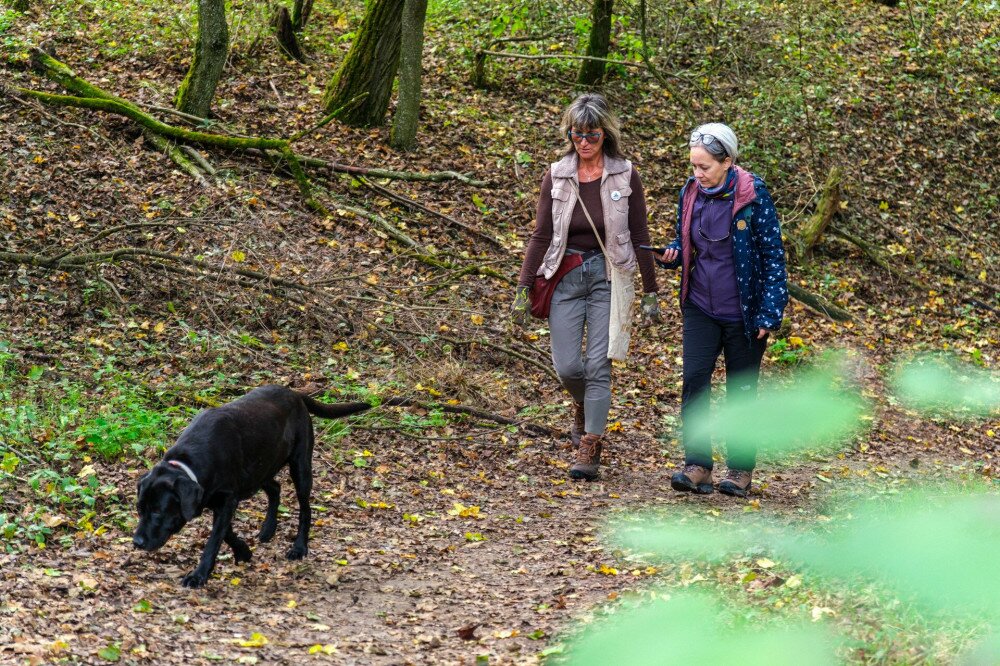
[757,328,768,340]
[640,293,661,327]
[658,248,679,264]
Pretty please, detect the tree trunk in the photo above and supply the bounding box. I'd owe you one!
[796,166,842,259]
[273,6,306,62]
[291,0,314,30]
[578,0,614,86]
[390,0,428,151]
[322,0,404,127]
[175,0,229,118]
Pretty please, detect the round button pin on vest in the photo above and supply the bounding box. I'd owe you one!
[737,220,747,231]
[611,190,621,201]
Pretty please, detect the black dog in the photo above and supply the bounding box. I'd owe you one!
[133,385,375,588]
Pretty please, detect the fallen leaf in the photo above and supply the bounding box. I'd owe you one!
[456,623,479,641]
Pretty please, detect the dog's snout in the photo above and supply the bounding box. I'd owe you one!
[133,534,146,549]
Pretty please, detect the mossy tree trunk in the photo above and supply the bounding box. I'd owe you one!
[175,0,229,118]
[291,0,314,30]
[322,0,404,127]
[390,0,428,151]
[578,0,614,86]
[798,166,842,259]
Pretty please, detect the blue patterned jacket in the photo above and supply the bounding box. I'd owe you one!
[659,166,788,341]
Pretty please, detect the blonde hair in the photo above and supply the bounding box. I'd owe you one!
[560,93,623,159]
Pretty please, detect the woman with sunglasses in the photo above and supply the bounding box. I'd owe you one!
[512,92,660,481]
[654,123,788,497]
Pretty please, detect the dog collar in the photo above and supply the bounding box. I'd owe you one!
[166,460,200,486]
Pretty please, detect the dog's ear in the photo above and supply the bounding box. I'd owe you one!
[136,471,152,503]
[176,477,204,521]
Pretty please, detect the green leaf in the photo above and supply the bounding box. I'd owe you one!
[27,365,43,381]
[98,644,121,662]
[0,452,19,473]
[538,644,565,657]
[471,193,489,213]
[132,599,153,613]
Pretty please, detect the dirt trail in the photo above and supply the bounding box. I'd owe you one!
[2,395,989,665]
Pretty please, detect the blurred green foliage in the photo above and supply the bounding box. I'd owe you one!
[684,365,868,463]
[563,354,999,663]
[892,354,999,418]
[565,592,837,665]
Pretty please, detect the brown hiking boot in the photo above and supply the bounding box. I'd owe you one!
[569,433,602,481]
[670,464,714,494]
[718,469,753,498]
[570,402,585,446]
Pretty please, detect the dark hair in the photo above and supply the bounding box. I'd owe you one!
[560,93,623,159]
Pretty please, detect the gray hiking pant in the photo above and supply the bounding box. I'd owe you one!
[549,253,612,435]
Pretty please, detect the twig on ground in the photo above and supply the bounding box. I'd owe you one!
[357,176,504,247]
[379,396,558,438]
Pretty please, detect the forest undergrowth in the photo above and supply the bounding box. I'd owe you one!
[0,0,997,662]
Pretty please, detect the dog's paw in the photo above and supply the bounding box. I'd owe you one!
[286,544,308,560]
[181,570,208,588]
[232,542,253,563]
[258,524,276,544]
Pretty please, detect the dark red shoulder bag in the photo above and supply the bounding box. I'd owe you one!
[529,253,583,319]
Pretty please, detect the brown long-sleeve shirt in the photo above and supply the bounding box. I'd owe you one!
[517,168,659,293]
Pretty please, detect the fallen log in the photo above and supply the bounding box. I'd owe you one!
[788,283,853,322]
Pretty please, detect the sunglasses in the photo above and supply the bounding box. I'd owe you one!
[568,130,603,145]
[689,131,729,156]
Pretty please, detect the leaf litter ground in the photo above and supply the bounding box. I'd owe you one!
[1,0,997,662]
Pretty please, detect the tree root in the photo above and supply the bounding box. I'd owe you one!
[260,149,487,186]
[19,47,486,195]
[357,176,503,247]
[829,227,927,290]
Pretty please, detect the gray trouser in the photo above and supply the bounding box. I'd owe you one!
[549,253,611,435]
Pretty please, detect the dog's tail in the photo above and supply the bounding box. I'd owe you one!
[299,394,409,420]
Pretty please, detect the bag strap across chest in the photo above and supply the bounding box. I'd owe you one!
[567,178,610,283]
